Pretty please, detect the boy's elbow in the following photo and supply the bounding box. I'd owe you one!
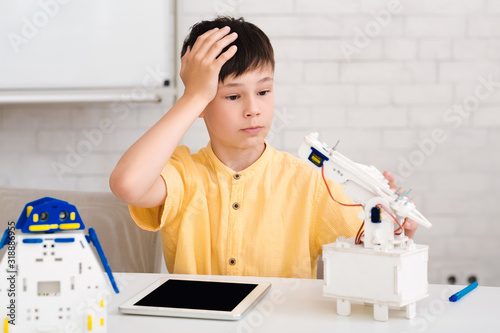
[109,169,140,205]
[109,169,166,208]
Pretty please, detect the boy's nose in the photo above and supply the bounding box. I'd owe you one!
[244,109,260,118]
[244,97,261,118]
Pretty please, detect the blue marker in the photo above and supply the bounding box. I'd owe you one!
[449,281,478,302]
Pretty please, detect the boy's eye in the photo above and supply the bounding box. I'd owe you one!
[226,95,239,101]
[258,90,270,96]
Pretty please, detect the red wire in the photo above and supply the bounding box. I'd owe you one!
[377,204,403,228]
[321,164,363,208]
[394,217,407,235]
[321,164,364,244]
[320,164,408,241]
[355,222,364,245]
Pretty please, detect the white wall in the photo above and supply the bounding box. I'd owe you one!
[1,0,499,286]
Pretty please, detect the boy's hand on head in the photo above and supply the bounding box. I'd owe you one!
[383,171,418,239]
[180,26,238,106]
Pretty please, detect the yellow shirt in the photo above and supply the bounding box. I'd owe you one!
[129,142,362,279]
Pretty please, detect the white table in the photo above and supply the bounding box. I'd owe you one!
[108,273,499,332]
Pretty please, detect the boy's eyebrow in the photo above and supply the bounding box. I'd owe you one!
[222,77,273,88]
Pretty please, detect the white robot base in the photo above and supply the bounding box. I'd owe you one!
[322,237,429,321]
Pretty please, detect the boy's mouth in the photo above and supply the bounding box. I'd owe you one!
[241,126,263,135]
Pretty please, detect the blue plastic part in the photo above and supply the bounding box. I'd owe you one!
[371,207,381,223]
[16,197,85,233]
[0,229,11,250]
[87,228,119,294]
[54,238,75,243]
[23,238,44,244]
[16,197,55,230]
[449,282,478,302]
[308,147,329,168]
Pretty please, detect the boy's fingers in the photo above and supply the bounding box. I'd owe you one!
[404,218,418,238]
[214,45,237,68]
[192,26,234,60]
[383,170,394,182]
[206,32,238,61]
[189,27,220,55]
[383,170,398,190]
[181,46,191,67]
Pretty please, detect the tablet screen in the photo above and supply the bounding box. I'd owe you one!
[134,279,258,312]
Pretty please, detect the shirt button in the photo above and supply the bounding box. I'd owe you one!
[232,202,240,210]
[229,258,236,266]
[233,173,241,180]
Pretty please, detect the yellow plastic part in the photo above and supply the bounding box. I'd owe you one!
[88,315,92,331]
[4,318,8,333]
[50,224,59,229]
[33,214,39,223]
[27,205,33,217]
[310,153,323,166]
[60,223,80,230]
[29,225,50,232]
[70,212,76,221]
[100,300,104,308]
[100,318,104,326]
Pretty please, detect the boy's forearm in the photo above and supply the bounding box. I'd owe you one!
[111,26,238,206]
[110,94,209,206]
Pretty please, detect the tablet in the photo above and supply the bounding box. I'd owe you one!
[119,276,271,321]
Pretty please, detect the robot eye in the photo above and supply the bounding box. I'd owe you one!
[59,211,68,221]
[40,212,49,221]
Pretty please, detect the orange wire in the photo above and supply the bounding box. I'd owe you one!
[377,204,407,235]
[394,217,407,235]
[355,222,364,245]
[321,164,363,208]
[377,204,401,226]
[320,165,408,243]
[320,164,364,244]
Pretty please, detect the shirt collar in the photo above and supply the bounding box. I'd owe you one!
[205,141,274,179]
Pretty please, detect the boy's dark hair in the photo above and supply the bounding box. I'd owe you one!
[181,16,275,83]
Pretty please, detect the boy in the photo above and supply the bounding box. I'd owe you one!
[109,17,416,279]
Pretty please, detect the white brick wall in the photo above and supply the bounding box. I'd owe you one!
[419,40,452,60]
[1,0,499,286]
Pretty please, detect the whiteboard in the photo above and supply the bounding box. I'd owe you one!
[0,0,173,90]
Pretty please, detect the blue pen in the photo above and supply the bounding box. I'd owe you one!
[449,281,478,302]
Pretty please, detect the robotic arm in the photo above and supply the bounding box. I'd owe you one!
[299,132,432,251]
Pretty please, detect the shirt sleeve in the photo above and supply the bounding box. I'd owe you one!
[313,175,363,255]
[128,145,192,232]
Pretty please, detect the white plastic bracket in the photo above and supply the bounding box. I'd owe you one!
[374,303,389,321]
[406,302,416,319]
[337,299,351,316]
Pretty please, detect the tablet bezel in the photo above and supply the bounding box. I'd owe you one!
[119,276,272,321]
